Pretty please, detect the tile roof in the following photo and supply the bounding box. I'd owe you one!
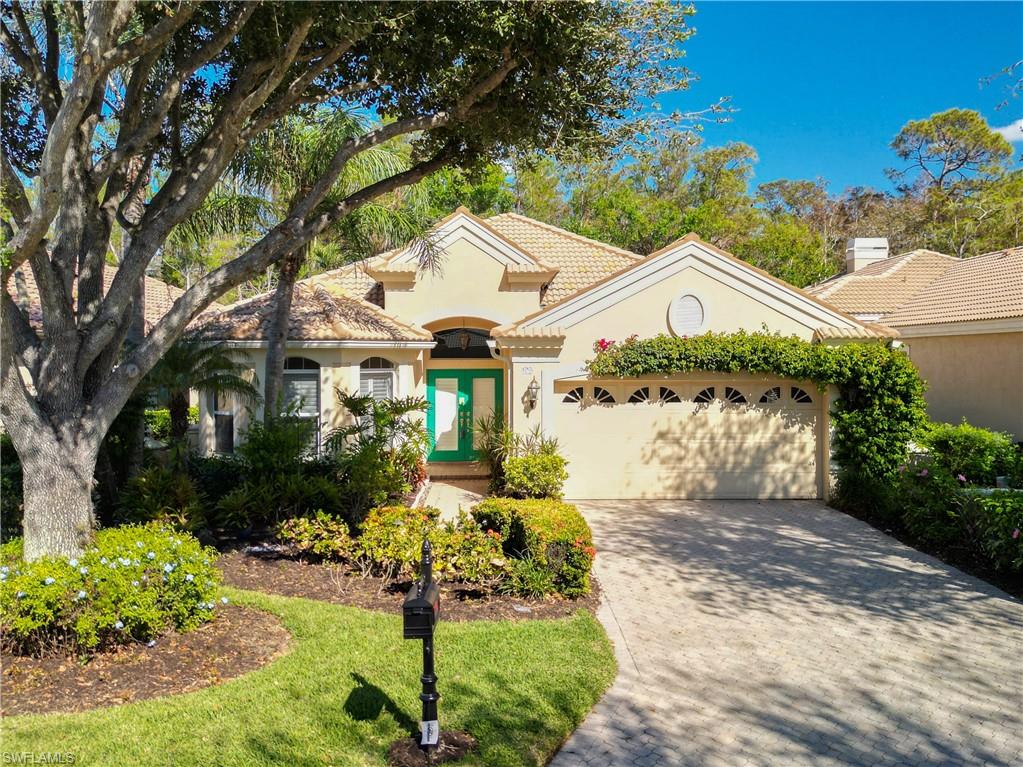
[8,264,186,332]
[805,250,958,315]
[302,260,384,306]
[485,213,642,305]
[192,282,431,342]
[882,246,1023,327]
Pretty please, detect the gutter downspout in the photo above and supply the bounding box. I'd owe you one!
[486,339,513,432]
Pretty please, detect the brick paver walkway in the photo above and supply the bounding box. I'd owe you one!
[552,500,1022,767]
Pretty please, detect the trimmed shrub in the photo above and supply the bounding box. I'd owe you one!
[355,506,504,583]
[472,498,595,597]
[276,512,354,561]
[921,421,1020,487]
[145,407,199,442]
[118,466,205,529]
[970,490,1023,572]
[503,454,569,499]
[0,525,220,655]
[215,474,343,531]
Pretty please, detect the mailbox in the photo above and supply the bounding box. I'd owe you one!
[403,579,440,639]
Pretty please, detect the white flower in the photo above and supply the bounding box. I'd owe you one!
[16,591,26,598]
[75,590,87,600]
[185,573,194,582]
[43,577,55,585]
[147,552,156,560]
[132,580,140,587]
[221,597,229,604]
[136,542,144,549]
[114,620,124,630]
[80,567,89,575]
[100,557,108,564]
[68,560,77,568]
[163,563,174,573]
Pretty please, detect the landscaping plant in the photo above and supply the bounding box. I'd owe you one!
[919,421,1020,487]
[473,498,596,597]
[276,511,355,562]
[0,525,220,655]
[475,415,567,497]
[503,454,570,500]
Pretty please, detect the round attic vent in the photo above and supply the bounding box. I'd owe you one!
[668,294,705,336]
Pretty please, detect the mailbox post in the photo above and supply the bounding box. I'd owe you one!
[402,539,441,755]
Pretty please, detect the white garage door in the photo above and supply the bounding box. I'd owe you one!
[553,377,822,499]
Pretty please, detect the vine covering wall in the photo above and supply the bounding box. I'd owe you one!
[586,332,927,480]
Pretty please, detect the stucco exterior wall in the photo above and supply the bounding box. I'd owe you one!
[903,331,1023,439]
[383,237,543,328]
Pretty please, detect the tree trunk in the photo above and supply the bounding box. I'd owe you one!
[169,389,191,441]
[263,246,305,419]
[20,440,98,561]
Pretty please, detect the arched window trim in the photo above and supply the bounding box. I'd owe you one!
[724,386,748,404]
[694,386,715,404]
[593,386,616,404]
[562,386,584,404]
[628,387,650,403]
[759,386,782,404]
[791,386,814,404]
[659,386,681,403]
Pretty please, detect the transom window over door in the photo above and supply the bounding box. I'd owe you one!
[283,356,320,451]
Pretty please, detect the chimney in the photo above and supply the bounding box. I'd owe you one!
[845,238,889,273]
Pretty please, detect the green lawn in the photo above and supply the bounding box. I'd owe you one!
[1,588,615,766]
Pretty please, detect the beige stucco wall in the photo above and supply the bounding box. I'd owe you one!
[382,237,542,328]
[197,346,423,454]
[903,331,1023,439]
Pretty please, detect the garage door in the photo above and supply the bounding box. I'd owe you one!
[553,377,822,499]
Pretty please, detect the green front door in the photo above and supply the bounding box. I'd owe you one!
[426,369,503,462]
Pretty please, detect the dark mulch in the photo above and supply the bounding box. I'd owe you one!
[217,545,600,621]
[1,605,292,716]
[388,731,478,766]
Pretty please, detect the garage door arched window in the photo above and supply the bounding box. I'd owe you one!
[724,386,747,404]
[694,386,715,403]
[759,387,782,404]
[283,356,320,450]
[593,386,616,404]
[562,386,584,404]
[659,387,681,403]
[628,387,650,403]
[791,386,814,404]
[360,356,395,401]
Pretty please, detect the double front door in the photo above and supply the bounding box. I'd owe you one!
[426,369,503,461]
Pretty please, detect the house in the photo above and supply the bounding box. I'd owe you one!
[194,208,893,500]
[807,240,1023,439]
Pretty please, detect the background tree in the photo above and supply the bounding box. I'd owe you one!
[0,0,697,560]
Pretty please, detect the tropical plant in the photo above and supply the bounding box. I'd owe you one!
[142,339,260,444]
[324,390,430,520]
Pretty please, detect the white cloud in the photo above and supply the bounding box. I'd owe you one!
[993,117,1023,142]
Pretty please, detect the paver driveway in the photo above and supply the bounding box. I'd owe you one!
[552,500,1022,767]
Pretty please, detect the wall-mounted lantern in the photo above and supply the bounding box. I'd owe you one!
[525,378,540,410]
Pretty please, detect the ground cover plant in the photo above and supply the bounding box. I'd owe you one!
[0,589,616,767]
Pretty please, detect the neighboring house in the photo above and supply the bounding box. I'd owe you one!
[7,264,187,333]
[195,208,890,501]
[808,240,1023,439]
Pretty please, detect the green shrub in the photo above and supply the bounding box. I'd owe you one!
[187,454,247,506]
[831,468,899,526]
[0,525,220,655]
[1,433,23,542]
[921,421,1020,487]
[472,498,595,597]
[238,412,318,480]
[499,556,557,598]
[503,454,569,499]
[431,512,506,584]
[215,474,343,531]
[145,407,199,442]
[276,512,354,561]
[898,466,963,549]
[970,490,1023,572]
[118,466,205,529]
[355,505,440,580]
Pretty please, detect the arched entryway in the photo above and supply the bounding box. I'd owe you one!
[423,321,505,463]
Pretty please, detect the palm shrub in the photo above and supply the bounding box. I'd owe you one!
[325,390,429,522]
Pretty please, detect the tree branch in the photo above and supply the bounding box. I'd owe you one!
[100,1,196,72]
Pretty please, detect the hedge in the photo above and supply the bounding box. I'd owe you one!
[473,498,595,597]
[587,332,927,480]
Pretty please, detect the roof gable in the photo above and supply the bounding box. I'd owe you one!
[497,233,874,337]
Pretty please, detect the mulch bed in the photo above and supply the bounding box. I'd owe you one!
[1,605,292,716]
[388,731,478,766]
[217,545,600,621]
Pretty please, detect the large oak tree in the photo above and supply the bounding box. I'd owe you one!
[0,0,693,560]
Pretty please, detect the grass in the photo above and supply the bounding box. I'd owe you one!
[1,588,615,766]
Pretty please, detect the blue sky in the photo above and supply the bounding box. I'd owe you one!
[667,1,1023,194]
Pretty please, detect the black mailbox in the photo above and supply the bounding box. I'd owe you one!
[403,580,441,639]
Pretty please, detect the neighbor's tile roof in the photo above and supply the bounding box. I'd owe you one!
[302,261,384,306]
[192,282,431,342]
[486,213,642,305]
[8,264,186,332]
[883,246,1023,327]
[805,250,958,315]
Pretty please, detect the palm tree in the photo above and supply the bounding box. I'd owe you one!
[229,109,435,415]
[144,338,261,442]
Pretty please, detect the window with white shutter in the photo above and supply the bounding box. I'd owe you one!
[283,357,321,452]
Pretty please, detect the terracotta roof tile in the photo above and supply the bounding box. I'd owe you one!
[8,265,187,332]
[303,260,384,306]
[192,282,430,342]
[805,250,958,315]
[486,213,642,305]
[883,246,1023,327]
